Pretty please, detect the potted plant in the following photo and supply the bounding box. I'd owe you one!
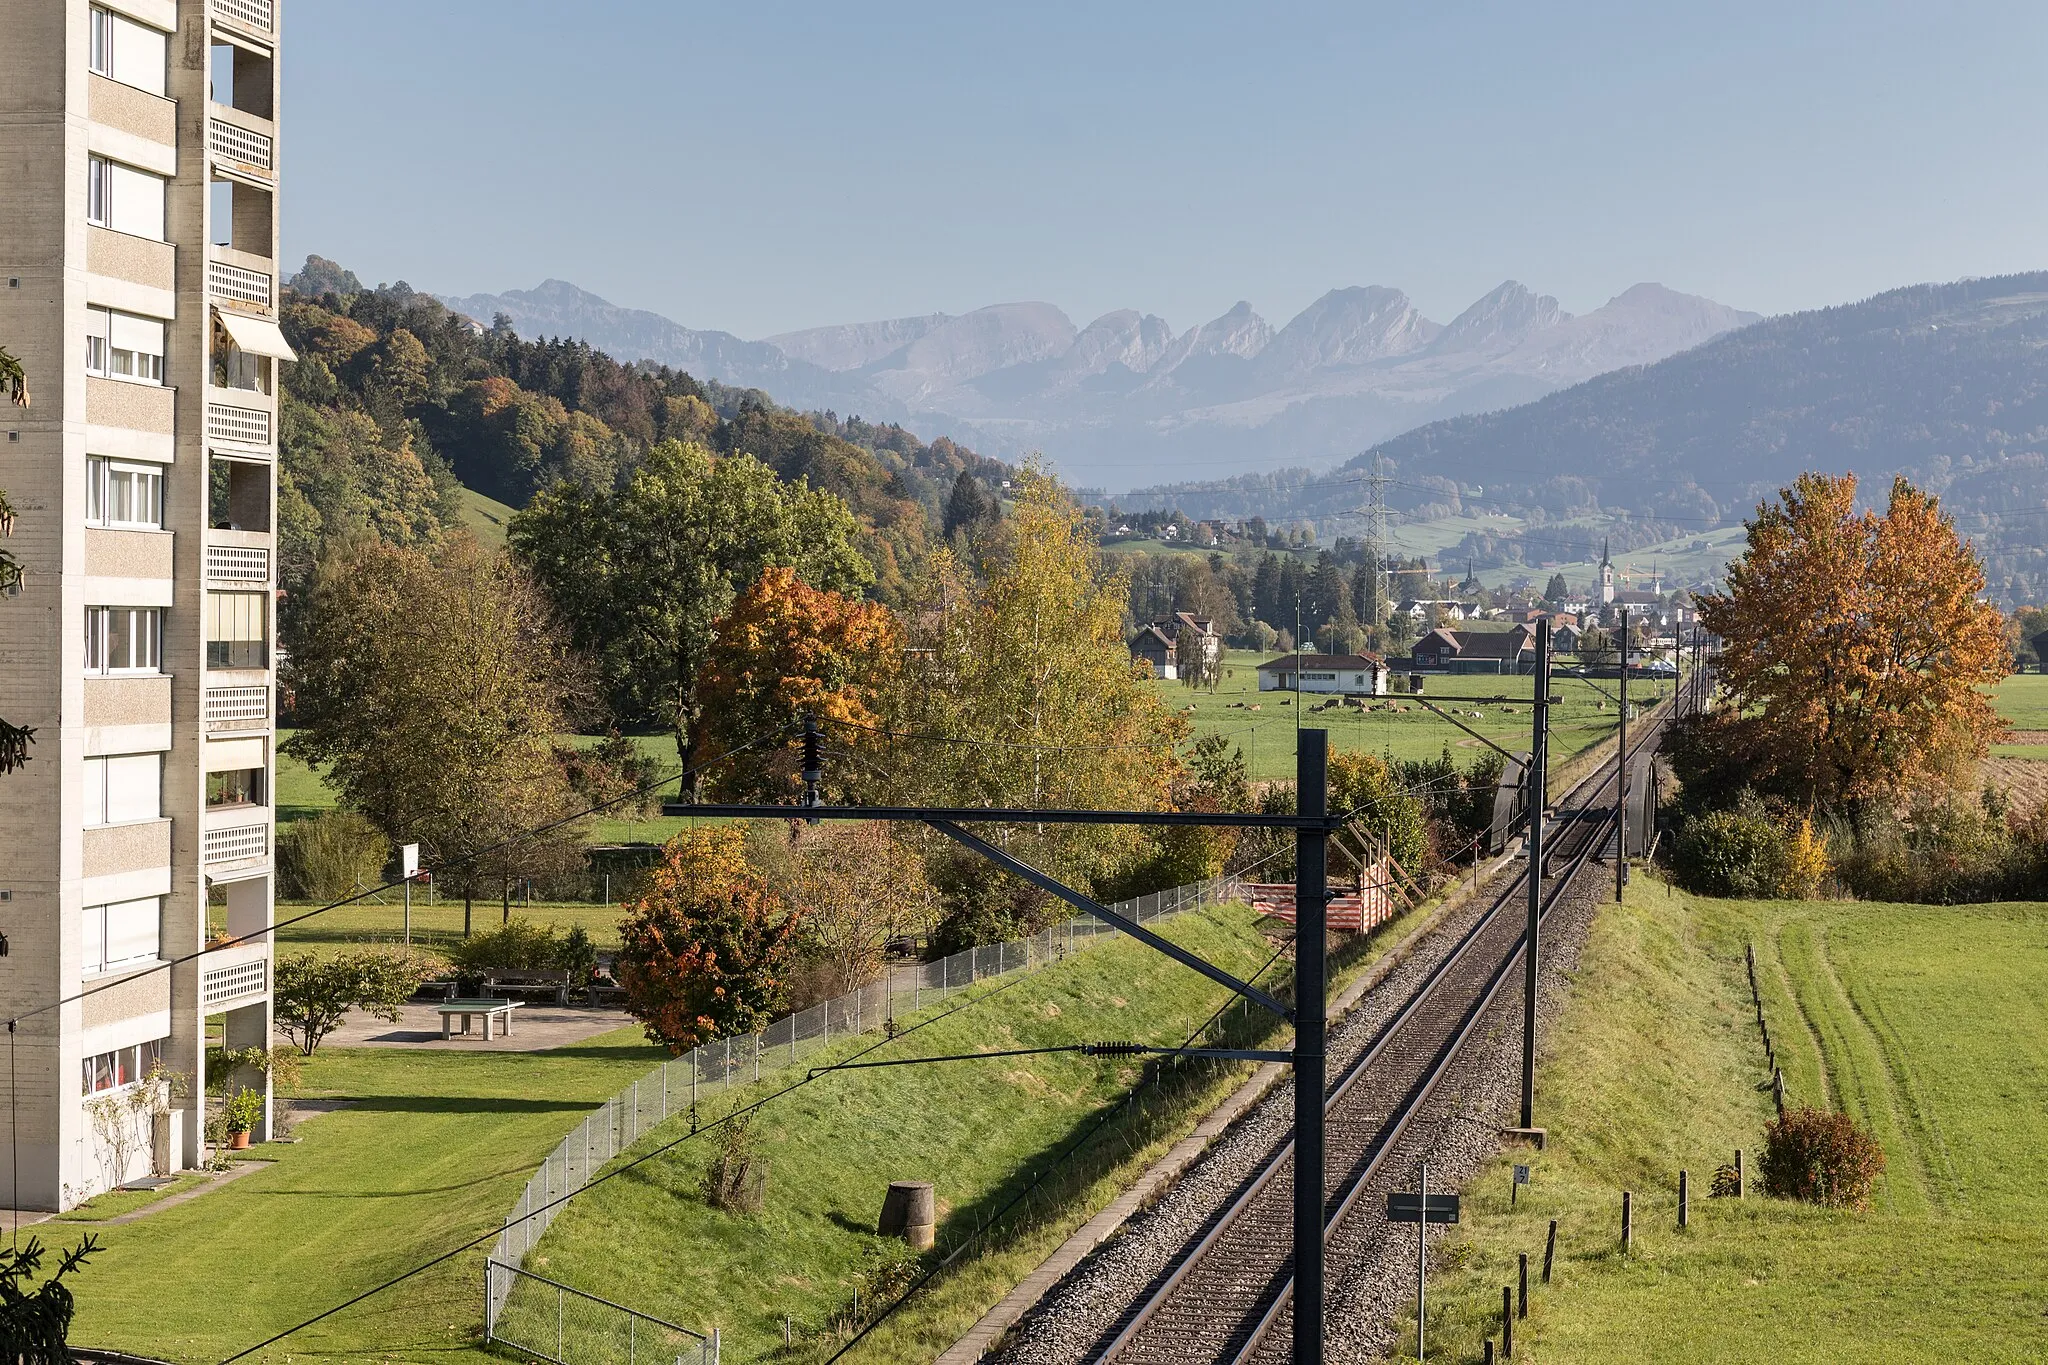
[223,1087,263,1150]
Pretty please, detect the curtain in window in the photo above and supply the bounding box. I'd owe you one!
[207,591,267,669]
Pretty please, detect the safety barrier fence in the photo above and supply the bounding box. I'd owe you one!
[482,875,1244,1348]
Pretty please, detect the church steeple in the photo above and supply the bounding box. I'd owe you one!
[1599,537,1616,606]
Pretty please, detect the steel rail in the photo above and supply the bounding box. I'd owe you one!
[1092,692,1685,1365]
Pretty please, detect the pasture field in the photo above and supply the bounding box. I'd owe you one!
[1151,650,1661,781]
[1991,671,2048,731]
[276,729,695,846]
[1420,883,2048,1363]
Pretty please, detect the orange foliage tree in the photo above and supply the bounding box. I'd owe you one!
[616,828,801,1053]
[1699,472,2010,810]
[693,565,900,802]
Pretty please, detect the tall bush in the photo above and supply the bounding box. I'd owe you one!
[1760,1106,1886,1209]
[277,811,389,901]
[1671,808,1790,898]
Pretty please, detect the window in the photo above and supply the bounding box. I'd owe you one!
[84,606,162,675]
[81,1038,165,1096]
[213,345,269,394]
[206,767,264,808]
[85,157,166,241]
[82,897,162,975]
[87,458,165,529]
[206,591,267,669]
[88,8,167,96]
[82,753,162,826]
[85,308,166,384]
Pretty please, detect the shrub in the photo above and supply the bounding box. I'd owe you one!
[699,1105,766,1213]
[277,811,389,901]
[618,828,800,1052]
[1672,808,1790,898]
[222,1087,264,1137]
[1760,1106,1886,1209]
[447,918,598,982]
[1779,817,1833,899]
[274,949,444,1055]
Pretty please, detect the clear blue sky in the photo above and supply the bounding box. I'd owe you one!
[285,0,2048,339]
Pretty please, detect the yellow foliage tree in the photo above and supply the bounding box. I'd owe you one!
[883,466,1189,888]
[1700,473,2010,811]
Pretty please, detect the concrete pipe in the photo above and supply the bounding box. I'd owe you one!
[879,1180,936,1250]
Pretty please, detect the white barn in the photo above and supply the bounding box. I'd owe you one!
[1256,652,1389,696]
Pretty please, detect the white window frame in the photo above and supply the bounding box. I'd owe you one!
[82,896,163,976]
[84,606,163,675]
[82,752,163,826]
[81,1038,165,1097]
[85,307,166,385]
[86,156,111,227]
[87,7,168,98]
[86,457,166,530]
[86,157,167,243]
[206,590,268,670]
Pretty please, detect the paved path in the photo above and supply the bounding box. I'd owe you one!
[313,1002,635,1051]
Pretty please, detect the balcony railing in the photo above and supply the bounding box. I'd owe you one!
[209,259,272,308]
[203,822,268,866]
[206,402,270,447]
[200,952,268,1009]
[208,118,273,174]
[204,684,270,727]
[210,0,274,34]
[206,544,270,581]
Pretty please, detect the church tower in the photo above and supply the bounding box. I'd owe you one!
[1599,538,1616,605]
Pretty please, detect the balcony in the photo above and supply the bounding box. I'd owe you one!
[202,815,269,869]
[199,939,269,1010]
[206,543,270,582]
[210,0,274,37]
[208,257,272,310]
[208,116,273,176]
[204,683,271,732]
[206,400,271,449]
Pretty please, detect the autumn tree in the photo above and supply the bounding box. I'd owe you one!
[1698,472,2010,811]
[510,440,871,784]
[883,468,1190,927]
[284,535,588,928]
[693,566,900,803]
[617,828,802,1052]
[785,822,938,994]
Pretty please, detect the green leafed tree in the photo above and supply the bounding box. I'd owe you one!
[509,439,872,782]
[274,949,440,1055]
[283,534,588,926]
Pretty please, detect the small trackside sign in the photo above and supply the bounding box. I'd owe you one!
[1387,1191,1460,1224]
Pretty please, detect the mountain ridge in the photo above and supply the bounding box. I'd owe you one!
[437,277,1759,491]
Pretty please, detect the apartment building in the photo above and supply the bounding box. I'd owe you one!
[0,0,288,1208]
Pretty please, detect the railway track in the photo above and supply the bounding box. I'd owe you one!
[1088,699,1684,1365]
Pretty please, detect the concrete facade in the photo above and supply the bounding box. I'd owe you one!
[0,0,284,1208]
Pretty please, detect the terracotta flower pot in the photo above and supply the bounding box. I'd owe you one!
[230,1129,251,1150]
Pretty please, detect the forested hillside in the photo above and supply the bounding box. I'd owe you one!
[276,257,1007,639]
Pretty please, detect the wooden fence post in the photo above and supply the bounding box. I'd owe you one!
[1542,1219,1557,1282]
[1735,1148,1745,1198]
[1621,1191,1633,1253]
[1502,1285,1514,1358]
[1678,1169,1689,1228]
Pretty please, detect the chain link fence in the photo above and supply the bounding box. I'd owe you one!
[483,874,1243,1342]
[487,1260,717,1365]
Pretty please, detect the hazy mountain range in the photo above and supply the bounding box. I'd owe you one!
[1126,272,2048,600]
[438,279,1759,492]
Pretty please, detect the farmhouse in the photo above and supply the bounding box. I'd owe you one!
[1408,624,1539,674]
[1128,624,1180,679]
[1257,652,1389,695]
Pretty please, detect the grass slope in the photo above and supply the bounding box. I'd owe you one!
[1152,650,1661,781]
[514,908,1284,1364]
[1991,672,2048,731]
[67,1028,667,1363]
[1419,883,2048,1363]
[458,484,518,547]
